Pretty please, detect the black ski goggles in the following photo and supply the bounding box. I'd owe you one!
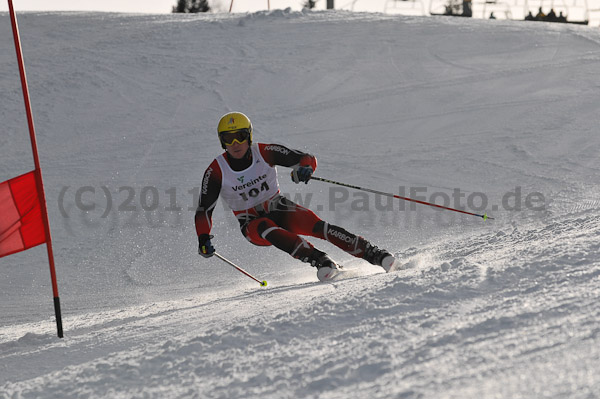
[219,129,251,146]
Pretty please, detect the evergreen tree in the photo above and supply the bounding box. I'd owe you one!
[303,0,317,9]
[172,0,210,13]
[173,0,186,12]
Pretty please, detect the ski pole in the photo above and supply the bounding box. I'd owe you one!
[214,253,268,287]
[310,176,494,220]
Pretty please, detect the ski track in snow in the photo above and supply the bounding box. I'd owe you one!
[1,8,600,399]
[1,210,599,398]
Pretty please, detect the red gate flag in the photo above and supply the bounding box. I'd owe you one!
[7,0,63,338]
[0,170,47,258]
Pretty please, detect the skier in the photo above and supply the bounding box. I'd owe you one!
[195,112,397,281]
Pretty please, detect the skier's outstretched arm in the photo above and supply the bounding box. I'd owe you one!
[258,143,317,183]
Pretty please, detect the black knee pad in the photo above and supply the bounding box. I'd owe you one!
[313,220,326,234]
[256,220,272,236]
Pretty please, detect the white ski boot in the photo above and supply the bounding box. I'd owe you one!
[364,244,397,272]
[316,257,344,282]
[304,249,344,281]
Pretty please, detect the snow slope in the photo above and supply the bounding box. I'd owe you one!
[1,9,600,398]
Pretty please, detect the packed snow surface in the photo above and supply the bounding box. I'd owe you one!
[1,9,600,399]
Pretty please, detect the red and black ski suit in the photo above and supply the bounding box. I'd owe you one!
[195,143,371,263]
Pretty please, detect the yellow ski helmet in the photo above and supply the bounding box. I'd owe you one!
[217,112,253,149]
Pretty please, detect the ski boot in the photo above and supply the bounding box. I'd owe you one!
[304,249,343,282]
[363,244,397,272]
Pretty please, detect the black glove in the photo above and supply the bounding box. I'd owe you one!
[291,166,313,184]
[198,234,215,258]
